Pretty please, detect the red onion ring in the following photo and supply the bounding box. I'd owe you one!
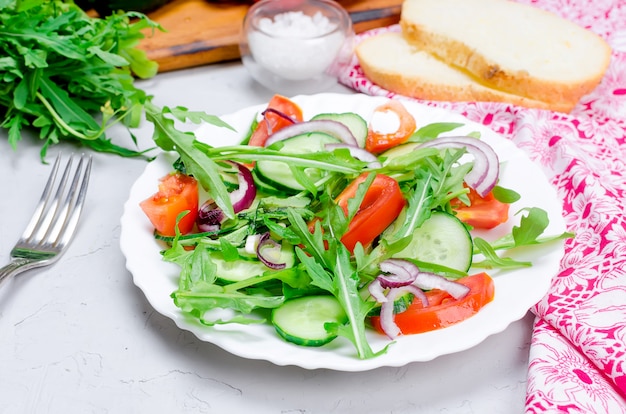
[256,232,286,269]
[264,120,359,147]
[196,200,225,232]
[379,285,429,339]
[228,161,257,213]
[368,279,388,303]
[377,259,419,288]
[196,163,256,231]
[419,136,499,197]
[413,271,470,300]
[262,108,297,134]
[325,143,382,169]
[371,259,470,338]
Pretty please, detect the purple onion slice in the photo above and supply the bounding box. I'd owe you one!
[256,232,286,270]
[379,285,428,339]
[419,136,499,197]
[228,161,257,213]
[377,259,420,288]
[413,271,470,300]
[196,200,225,232]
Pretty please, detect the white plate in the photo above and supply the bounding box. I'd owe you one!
[120,93,566,371]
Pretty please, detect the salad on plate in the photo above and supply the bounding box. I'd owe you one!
[125,93,571,365]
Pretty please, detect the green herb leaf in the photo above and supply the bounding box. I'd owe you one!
[408,122,464,141]
[288,208,382,359]
[145,102,236,218]
[487,207,574,251]
[473,207,574,269]
[492,185,521,203]
[471,237,532,269]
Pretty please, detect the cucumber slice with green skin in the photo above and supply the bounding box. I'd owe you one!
[311,112,368,148]
[213,243,295,283]
[251,169,284,195]
[393,211,473,272]
[272,295,348,347]
[255,132,341,192]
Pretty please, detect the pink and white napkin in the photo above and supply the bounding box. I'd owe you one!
[338,0,626,410]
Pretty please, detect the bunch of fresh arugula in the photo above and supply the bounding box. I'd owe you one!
[0,0,163,159]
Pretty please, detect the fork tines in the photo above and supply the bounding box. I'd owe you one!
[20,153,92,249]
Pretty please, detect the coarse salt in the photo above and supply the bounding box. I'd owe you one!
[257,11,337,37]
[248,11,345,81]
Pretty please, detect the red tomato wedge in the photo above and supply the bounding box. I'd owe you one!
[335,173,406,252]
[365,100,417,154]
[140,172,199,236]
[370,272,495,335]
[248,94,304,147]
[451,187,509,229]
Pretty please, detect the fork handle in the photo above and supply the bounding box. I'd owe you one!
[0,258,31,288]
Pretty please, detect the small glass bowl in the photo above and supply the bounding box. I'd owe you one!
[240,0,354,95]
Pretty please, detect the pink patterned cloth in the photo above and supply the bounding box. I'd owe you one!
[338,0,626,411]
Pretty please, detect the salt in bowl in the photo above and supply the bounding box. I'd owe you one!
[240,0,355,95]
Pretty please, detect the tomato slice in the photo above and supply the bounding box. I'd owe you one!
[335,173,406,252]
[370,272,495,335]
[365,100,417,154]
[248,94,304,147]
[140,172,199,236]
[451,187,509,229]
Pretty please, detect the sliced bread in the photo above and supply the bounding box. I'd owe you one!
[400,0,611,106]
[355,31,574,112]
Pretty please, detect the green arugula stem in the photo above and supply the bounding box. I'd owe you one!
[205,146,363,174]
[36,92,92,140]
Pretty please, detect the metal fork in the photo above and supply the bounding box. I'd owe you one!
[0,154,92,288]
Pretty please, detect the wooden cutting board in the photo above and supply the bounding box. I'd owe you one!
[139,0,402,72]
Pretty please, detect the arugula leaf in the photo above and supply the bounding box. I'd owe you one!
[408,122,464,141]
[144,102,236,218]
[172,283,283,326]
[222,266,311,292]
[472,207,574,269]
[166,105,231,128]
[287,207,382,359]
[512,207,551,245]
[329,243,382,358]
[488,207,574,251]
[168,228,301,325]
[471,237,532,269]
[390,175,433,241]
[492,185,521,204]
[202,145,365,175]
[38,75,101,138]
[180,242,218,289]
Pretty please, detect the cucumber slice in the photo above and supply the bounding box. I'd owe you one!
[213,243,295,283]
[272,295,347,347]
[311,112,368,148]
[255,132,341,192]
[393,211,473,272]
[251,169,283,195]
